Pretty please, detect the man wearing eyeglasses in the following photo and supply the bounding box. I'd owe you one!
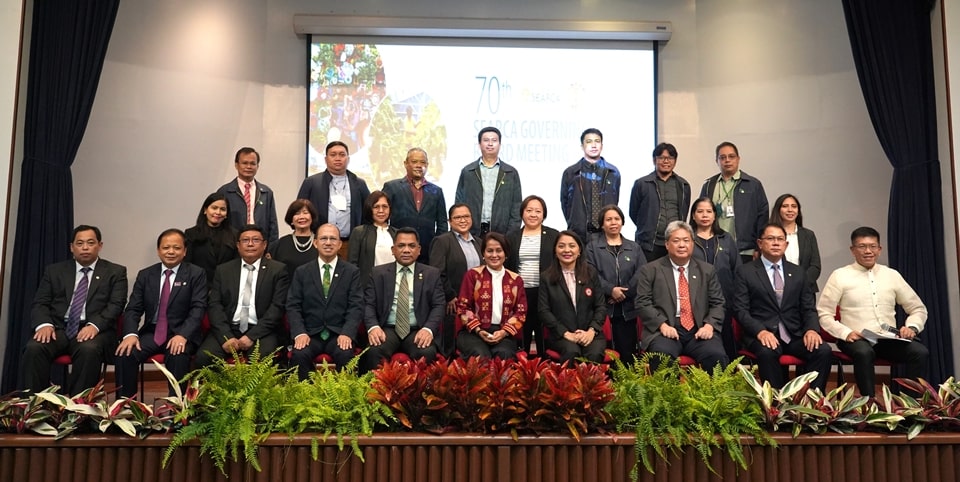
[629,142,691,262]
[699,141,769,264]
[817,226,929,397]
[734,224,831,391]
[195,225,289,369]
[561,128,621,243]
[286,224,363,380]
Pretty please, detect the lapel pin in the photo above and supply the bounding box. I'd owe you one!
[334,273,339,278]
[692,275,697,279]
[95,276,101,280]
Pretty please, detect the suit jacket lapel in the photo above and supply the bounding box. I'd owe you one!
[660,259,678,316]
[753,263,779,306]
[86,263,103,300]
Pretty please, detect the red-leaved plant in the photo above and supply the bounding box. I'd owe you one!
[369,353,615,439]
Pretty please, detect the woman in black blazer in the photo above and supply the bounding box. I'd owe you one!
[184,192,238,284]
[538,230,607,363]
[505,195,560,355]
[428,203,482,357]
[770,193,821,292]
[348,190,396,285]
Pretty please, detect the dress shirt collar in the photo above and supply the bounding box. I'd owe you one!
[75,259,99,273]
[318,256,338,273]
[760,256,782,272]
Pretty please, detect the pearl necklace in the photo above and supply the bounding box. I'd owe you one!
[293,234,314,253]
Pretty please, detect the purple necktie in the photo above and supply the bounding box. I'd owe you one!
[154,269,173,346]
[773,264,790,343]
[66,267,92,339]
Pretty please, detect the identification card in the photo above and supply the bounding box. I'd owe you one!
[331,194,347,211]
[725,205,735,217]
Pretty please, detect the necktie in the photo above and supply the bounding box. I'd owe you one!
[395,267,411,339]
[66,267,92,339]
[678,267,695,331]
[773,264,790,342]
[239,264,255,333]
[563,270,578,309]
[322,264,332,297]
[243,182,253,223]
[154,269,173,346]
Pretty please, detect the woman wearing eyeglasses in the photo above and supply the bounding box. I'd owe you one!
[347,190,397,285]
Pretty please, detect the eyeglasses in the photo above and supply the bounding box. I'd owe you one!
[655,155,676,162]
[718,154,738,161]
[761,236,786,243]
[451,215,471,221]
[854,244,880,252]
[239,238,264,245]
[317,236,339,243]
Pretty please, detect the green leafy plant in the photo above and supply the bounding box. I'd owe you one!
[739,365,870,437]
[866,377,960,439]
[607,354,771,478]
[0,375,173,439]
[275,355,394,460]
[163,346,295,473]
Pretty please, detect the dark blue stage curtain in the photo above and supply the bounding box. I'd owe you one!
[843,0,954,384]
[2,0,120,392]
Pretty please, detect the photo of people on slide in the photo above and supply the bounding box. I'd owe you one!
[309,43,447,187]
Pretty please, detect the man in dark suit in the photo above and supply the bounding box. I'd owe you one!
[22,225,128,395]
[217,147,280,242]
[361,227,445,372]
[287,224,364,380]
[636,220,728,371]
[195,225,289,369]
[428,203,481,356]
[734,224,831,391]
[116,228,207,398]
[297,141,371,258]
[382,147,447,262]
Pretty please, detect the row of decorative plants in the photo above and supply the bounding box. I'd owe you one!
[2,348,960,479]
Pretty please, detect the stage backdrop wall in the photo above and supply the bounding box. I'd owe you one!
[3,0,958,374]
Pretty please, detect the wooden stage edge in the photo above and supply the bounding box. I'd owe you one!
[2,432,958,482]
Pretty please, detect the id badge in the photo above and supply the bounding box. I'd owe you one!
[331,194,347,211]
[725,205,735,218]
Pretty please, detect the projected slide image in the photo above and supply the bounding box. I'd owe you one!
[308,41,654,234]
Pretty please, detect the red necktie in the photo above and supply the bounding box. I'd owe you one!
[154,269,173,345]
[678,267,695,331]
[243,182,253,223]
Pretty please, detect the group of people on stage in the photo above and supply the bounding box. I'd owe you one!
[23,127,930,399]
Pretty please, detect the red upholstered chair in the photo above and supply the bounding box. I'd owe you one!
[731,317,806,378]
[821,306,892,385]
[636,317,697,368]
[139,312,209,400]
[539,316,618,364]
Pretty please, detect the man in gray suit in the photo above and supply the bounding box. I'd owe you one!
[636,220,728,371]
